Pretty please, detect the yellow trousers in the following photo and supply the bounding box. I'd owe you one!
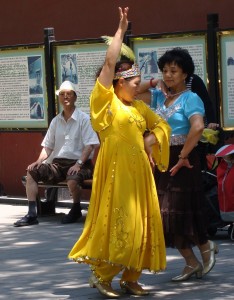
[93,262,141,282]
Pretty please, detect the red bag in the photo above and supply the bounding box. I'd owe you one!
[216,159,234,222]
[206,153,218,170]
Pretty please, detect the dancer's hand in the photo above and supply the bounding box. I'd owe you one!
[170,158,193,176]
[118,7,129,33]
[144,133,156,170]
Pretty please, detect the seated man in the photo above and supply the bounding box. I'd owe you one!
[14,80,99,227]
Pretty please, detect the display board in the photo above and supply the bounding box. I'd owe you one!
[0,45,48,129]
[218,30,234,130]
[130,33,207,84]
[53,40,107,114]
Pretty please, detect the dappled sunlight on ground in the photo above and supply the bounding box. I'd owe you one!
[0,204,234,299]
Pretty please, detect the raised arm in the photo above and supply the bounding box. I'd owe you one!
[98,7,129,89]
[137,78,168,105]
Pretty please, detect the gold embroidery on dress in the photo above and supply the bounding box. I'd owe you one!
[111,207,129,249]
[128,112,144,129]
[120,103,145,129]
[107,104,112,116]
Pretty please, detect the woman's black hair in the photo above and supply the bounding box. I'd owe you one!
[114,56,134,73]
[95,57,134,87]
[157,47,195,82]
[112,58,134,86]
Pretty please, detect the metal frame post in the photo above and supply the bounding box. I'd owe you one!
[207,14,219,123]
[44,28,56,124]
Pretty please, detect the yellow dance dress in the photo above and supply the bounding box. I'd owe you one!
[69,79,171,272]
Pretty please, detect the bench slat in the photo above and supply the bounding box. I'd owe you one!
[21,176,93,189]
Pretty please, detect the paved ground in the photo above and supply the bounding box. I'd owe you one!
[0,202,234,300]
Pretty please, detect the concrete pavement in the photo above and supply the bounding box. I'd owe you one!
[0,203,234,300]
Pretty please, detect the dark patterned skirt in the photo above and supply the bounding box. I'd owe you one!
[155,145,208,249]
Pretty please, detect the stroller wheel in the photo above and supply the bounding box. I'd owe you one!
[228,224,234,240]
[207,226,217,237]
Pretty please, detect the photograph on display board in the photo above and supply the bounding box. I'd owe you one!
[28,56,43,95]
[139,50,158,80]
[61,53,78,84]
[30,97,44,119]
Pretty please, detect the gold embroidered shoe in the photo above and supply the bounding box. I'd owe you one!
[89,273,120,298]
[120,280,150,296]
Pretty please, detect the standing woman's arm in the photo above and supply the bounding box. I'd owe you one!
[98,7,129,89]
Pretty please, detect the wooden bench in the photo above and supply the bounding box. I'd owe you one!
[21,146,99,216]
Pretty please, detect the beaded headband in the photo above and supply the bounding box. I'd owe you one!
[114,63,141,80]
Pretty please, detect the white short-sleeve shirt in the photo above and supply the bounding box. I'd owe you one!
[42,108,99,161]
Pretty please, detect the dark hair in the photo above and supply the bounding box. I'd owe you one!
[95,58,134,87]
[113,59,134,86]
[114,58,134,73]
[157,47,195,82]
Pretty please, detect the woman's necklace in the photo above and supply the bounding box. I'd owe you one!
[165,88,189,99]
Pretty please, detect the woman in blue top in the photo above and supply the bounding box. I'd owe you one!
[139,48,218,281]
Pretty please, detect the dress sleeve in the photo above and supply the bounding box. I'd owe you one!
[41,117,56,149]
[184,93,205,119]
[150,88,162,109]
[137,100,171,172]
[90,79,118,132]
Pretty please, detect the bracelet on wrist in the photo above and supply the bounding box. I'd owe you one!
[178,154,188,160]
[150,78,157,88]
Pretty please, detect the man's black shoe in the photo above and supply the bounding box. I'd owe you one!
[14,214,39,227]
[61,209,82,224]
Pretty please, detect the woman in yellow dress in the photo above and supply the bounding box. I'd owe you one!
[68,7,171,298]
